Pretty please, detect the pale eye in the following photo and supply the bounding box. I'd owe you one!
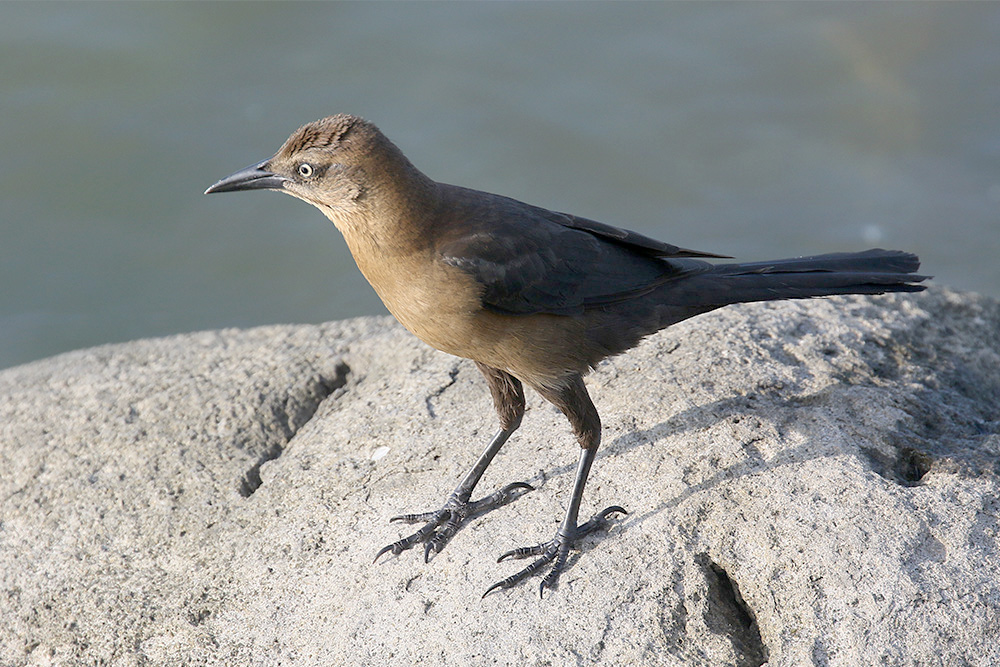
[297,163,314,178]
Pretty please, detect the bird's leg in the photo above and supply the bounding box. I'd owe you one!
[374,364,531,564]
[484,374,627,598]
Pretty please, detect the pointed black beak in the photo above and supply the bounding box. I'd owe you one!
[204,160,288,194]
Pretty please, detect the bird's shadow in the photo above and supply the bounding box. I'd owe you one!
[385,377,961,595]
[496,380,918,556]
[478,385,804,593]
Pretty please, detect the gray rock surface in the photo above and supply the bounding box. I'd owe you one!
[1,288,998,666]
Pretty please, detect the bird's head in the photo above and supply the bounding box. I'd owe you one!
[206,114,430,233]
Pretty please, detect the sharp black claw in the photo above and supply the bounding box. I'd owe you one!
[482,581,505,599]
[505,481,535,493]
[373,543,396,564]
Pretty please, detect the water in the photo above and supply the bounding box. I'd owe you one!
[2,3,998,370]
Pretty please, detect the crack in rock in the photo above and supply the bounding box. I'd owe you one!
[701,555,769,667]
[239,361,350,497]
[424,365,461,420]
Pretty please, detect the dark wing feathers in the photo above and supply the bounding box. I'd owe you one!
[544,210,731,259]
[436,185,714,316]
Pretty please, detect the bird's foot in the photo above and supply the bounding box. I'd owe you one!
[373,482,534,564]
[483,505,627,598]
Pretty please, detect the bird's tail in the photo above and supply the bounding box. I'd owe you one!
[643,249,928,328]
[701,248,928,302]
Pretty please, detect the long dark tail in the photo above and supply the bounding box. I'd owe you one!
[703,248,928,302]
[647,249,928,327]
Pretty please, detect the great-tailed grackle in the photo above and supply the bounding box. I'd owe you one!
[206,114,928,597]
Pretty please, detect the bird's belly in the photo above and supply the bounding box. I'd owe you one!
[386,292,592,388]
[382,291,479,358]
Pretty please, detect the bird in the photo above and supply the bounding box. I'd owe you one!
[206,114,928,597]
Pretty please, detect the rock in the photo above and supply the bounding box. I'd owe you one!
[1,288,998,666]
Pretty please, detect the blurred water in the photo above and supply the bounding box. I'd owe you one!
[1,3,998,370]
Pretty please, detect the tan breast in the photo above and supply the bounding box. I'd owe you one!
[346,237,482,354]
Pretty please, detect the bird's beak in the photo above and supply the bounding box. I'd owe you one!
[204,160,288,194]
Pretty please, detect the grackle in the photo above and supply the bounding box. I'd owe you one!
[206,114,927,597]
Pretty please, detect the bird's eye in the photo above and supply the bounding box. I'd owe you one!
[297,163,314,178]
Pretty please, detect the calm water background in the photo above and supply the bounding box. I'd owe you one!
[2,2,998,370]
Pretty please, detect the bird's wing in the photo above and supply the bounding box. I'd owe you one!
[436,186,715,316]
[543,210,730,259]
